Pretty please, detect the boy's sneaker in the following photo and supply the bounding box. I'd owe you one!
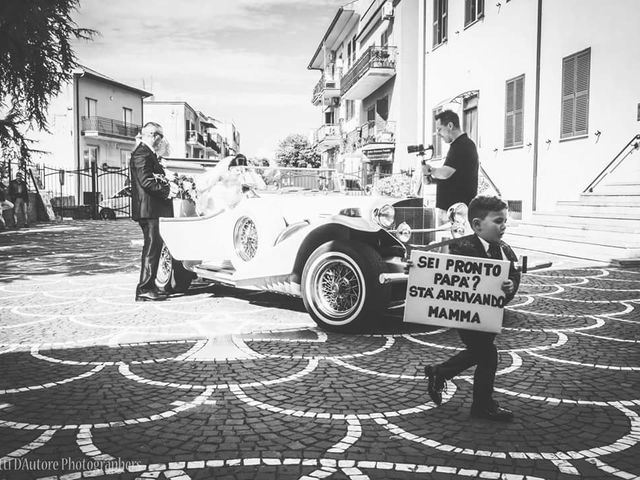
[424,365,446,406]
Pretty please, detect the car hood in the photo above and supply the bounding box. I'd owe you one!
[248,192,399,225]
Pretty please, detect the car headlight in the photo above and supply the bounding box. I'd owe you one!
[448,202,469,238]
[373,204,395,229]
[233,216,258,261]
[395,221,411,243]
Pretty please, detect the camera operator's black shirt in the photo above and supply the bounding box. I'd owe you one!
[436,133,479,210]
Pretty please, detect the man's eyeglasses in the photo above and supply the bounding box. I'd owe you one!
[154,132,164,139]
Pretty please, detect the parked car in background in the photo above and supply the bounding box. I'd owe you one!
[99,186,131,219]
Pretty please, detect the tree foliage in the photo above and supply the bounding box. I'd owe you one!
[274,134,321,168]
[0,0,94,168]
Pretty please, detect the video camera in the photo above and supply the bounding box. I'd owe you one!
[407,144,434,163]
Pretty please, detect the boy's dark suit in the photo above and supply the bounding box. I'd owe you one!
[436,233,520,413]
[130,142,173,298]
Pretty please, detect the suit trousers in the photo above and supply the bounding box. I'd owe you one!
[136,218,163,295]
[437,329,498,410]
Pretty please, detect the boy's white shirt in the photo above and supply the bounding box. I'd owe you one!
[476,234,503,260]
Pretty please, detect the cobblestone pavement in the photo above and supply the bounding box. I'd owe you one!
[0,220,639,480]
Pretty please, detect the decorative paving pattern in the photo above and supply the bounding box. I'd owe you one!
[0,221,639,479]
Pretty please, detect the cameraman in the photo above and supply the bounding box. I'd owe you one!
[423,110,478,225]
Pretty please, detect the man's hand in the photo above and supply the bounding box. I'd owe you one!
[403,260,414,275]
[501,280,515,296]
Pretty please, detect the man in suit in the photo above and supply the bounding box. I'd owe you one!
[130,122,176,301]
[411,195,521,421]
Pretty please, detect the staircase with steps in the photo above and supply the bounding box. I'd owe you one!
[505,139,640,264]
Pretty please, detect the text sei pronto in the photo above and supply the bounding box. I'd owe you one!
[403,252,510,333]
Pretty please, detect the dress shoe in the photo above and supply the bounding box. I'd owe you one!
[135,290,168,302]
[471,405,514,422]
[424,365,446,406]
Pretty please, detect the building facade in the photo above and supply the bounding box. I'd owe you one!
[33,65,151,172]
[421,0,640,215]
[310,0,640,219]
[308,0,421,186]
[144,101,239,164]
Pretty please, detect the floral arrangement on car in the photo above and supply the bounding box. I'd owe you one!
[153,173,198,217]
[170,173,197,201]
[372,174,413,198]
[152,173,197,201]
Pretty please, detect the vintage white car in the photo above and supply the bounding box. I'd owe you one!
[157,169,444,331]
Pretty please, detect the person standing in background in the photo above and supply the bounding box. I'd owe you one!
[0,176,14,230]
[8,171,29,228]
[422,110,479,226]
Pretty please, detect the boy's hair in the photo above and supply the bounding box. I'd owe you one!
[467,195,508,223]
[434,109,460,129]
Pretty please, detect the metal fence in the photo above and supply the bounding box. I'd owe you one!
[35,163,130,219]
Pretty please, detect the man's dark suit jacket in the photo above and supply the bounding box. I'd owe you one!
[129,143,172,221]
[448,233,521,304]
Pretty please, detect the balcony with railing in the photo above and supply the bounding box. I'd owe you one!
[81,116,140,140]
[340,45,397,100]
[205,134,221,153]
[186,130,205,146]
[312,72,341,106]
[314,124,342,152]
[345,120,396,152]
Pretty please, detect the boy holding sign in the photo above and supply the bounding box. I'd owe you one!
[406,196,520,421]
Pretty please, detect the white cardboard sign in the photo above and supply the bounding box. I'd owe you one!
[403,251,510,334]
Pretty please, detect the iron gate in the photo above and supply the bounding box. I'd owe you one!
[37,163,130,219]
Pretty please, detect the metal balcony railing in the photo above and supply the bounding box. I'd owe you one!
[81,116,140,139]
[340,45,398,97]
[345,120,396,151]
[361,120,396,145]
[186,130,205,145]
[312,73,340,104]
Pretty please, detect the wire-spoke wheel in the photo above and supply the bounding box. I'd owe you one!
[302,240,390,332]
[155,244,195,294]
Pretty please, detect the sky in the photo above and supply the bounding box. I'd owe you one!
[71,0,347,159]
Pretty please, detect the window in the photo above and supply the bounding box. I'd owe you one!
[83,146,98,170]
[345,100,355,121]
[85,98,97,117]
[431,107,443,158]
[433,0,448,47]
[464,0,484,27]
[504,75,524,148]
[122,107,132,126]
[561,48,590,139]
[376,96,389,121]
[463,95,479,145]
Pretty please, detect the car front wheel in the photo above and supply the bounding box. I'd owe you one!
[99,208,116,220]
[155,245,195,293]
[301,240,390,332]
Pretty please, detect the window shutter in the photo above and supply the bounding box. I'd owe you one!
[504,80,515,147]
[442,0,447,42]
[504,75,524,148]
[561,49,590,138]
[574,50,590,135]
[561,56,576,138]
[514,76,524,145]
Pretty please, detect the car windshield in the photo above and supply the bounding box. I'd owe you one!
[197,166,364,195]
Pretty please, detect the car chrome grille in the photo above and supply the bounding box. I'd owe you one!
[392,198,436,248]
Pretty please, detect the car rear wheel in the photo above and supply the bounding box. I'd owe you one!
[301,240,390,332]
[155,245,195,293]
[99,208,116,220]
